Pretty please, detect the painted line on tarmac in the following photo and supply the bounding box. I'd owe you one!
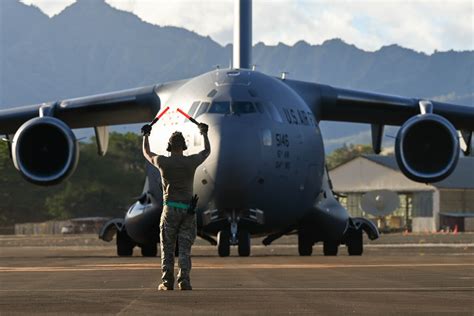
[253,244,474,248]
[363,243,474,248]
[0,286,472,293]
[1,263,473,272]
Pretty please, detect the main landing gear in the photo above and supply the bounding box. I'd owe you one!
[346,229,363,256]
[116,229,159,257]
[296,229,363,256]
[116,229,135,256]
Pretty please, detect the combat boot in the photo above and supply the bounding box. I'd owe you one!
[158,283,174,291]
[178,282,192,290]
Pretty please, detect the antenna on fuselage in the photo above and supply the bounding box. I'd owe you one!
[233,0,252,69]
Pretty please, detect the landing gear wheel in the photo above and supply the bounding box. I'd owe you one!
[217,230,230,257]
[298,228,313,256]
[116,230,134,257]
[323,241,339,256]
[347,230,363,256]
[141,243,157,257]
[238,231,251,257]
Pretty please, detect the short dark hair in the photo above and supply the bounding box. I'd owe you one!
[167,131,187,151]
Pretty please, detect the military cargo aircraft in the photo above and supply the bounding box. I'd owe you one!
[1,0,472,257]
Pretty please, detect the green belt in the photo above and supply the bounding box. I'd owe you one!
[164,201,190,209]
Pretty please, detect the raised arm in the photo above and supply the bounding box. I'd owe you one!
[142,135,157,165]
[189,123,211,167]
[201,127,211,158]
[199,123,211,157]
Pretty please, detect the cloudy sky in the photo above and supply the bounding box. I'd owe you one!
[20,0,473,53]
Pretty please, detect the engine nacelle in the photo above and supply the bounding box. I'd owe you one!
[395,114,459,183]
[12,117,79,186]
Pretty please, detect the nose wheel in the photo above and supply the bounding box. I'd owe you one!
[217,211,253,257]
[217,229,251,257]
[217,230,230,257]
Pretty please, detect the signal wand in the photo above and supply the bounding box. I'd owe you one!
[150,106,170,126]
[177,108,199,125]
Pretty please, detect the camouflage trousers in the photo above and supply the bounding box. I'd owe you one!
[159,205,197,288]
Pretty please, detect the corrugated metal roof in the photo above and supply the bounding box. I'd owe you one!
[362,155,474,189]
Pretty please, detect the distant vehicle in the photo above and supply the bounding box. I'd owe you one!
[1,0,472,257]
[61,225,74,234]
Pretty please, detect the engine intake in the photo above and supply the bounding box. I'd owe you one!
[395,114,459,183]
[12,117,79,185]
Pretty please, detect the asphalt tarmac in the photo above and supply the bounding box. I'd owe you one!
[0,234,473,315]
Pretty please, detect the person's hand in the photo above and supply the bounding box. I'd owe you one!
[198,123,209,135]
[141,124,152,136]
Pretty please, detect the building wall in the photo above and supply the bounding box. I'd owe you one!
[440,189,474,213]
[412,217,437,232]
[465,218,474,231]
[330,157,472,233]
[330,157,433,192]
[411,191,438,232]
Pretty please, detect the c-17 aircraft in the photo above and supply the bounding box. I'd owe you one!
[1,0,473,257]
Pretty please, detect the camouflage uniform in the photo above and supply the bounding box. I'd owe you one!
[159,205,197,288]
[153,138,210,289]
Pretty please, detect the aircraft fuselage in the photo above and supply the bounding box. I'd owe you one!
[125,69,326,243]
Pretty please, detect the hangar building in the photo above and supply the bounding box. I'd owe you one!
[329,155,474,232]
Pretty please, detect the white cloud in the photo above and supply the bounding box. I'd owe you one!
[20,0,75,16]
[20,0,474,53]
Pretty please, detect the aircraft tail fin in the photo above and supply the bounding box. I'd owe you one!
[233,0,252,69]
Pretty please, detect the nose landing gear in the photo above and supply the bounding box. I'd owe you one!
[217,211,252,257]
[217,230,230,257]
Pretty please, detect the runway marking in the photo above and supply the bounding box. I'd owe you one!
[0,287,472,293]
[0,263,473,272]
[253,243,474,248]
[363,243,474,248]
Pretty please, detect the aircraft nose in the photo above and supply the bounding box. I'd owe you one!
[206,118,261,208]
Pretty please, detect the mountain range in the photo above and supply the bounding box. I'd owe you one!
[1,0,473,151]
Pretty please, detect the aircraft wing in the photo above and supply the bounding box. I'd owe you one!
[284,79,474,130]
[0,85,161,135]
[0,79,189,135]
[284,79,473,183]
[0,80,187,185]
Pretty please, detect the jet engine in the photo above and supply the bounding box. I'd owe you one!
[395,114,459,183]
[12,117,79,186]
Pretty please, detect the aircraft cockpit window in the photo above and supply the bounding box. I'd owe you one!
[232,101,257,114]
[207,89,218,98]
[188,101,200,118]
[207,101,260,115]
[209,101,231,114]
[195,102,210,118]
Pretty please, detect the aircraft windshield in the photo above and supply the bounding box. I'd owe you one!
[209,101,231,114]
[208,101,257,115]
[232,101,256,114]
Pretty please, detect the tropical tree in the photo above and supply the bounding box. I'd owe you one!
[326,143,373,170]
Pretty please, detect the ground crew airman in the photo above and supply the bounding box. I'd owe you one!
[142,122,210,290]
